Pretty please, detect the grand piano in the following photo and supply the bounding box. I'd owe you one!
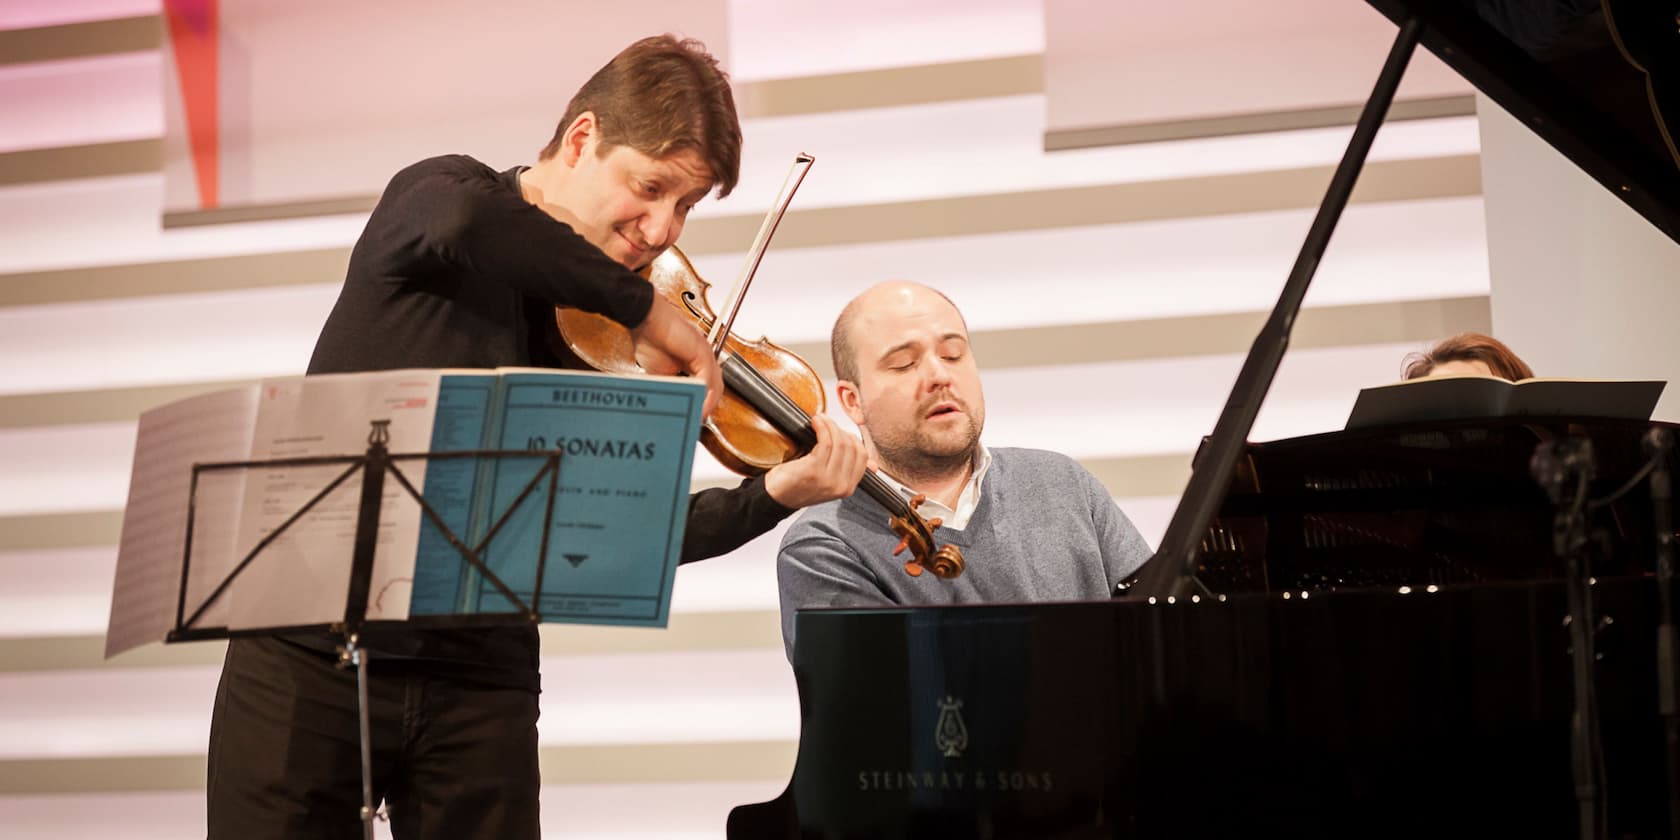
[730,2,1680,838]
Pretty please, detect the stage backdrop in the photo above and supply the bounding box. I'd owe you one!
[1042,0,1471,149]
[161,0,727,219]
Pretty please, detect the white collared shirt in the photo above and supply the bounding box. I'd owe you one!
[875,446,993,531]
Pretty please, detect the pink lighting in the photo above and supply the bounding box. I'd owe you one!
[0,0,158,31]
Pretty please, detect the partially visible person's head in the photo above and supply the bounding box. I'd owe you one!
[831,282,984,482]
[532,35,740,270]
[1402,332,1534,381]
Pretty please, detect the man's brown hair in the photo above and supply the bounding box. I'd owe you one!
[540,34,742,197]
[1403,332,1535,381]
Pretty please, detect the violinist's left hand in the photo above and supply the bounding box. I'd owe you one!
[765,413,868,509]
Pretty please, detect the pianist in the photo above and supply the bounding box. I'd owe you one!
[775,281,1153,660]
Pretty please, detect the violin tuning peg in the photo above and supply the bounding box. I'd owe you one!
[927,517,943,529]
[891,535,910,556]
[903,560,924,577]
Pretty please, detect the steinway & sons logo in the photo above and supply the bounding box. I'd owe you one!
[936,695,968,758]
[855,692,1054,794]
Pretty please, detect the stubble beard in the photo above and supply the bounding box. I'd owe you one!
[871,403,983,489]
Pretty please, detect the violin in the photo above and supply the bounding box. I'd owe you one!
[548,156,963,579]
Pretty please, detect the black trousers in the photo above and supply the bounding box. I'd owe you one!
[206,636,541,840]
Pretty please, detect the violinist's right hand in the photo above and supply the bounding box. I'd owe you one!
[629,295,722,420]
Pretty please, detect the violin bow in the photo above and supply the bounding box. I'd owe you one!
[699,153,965,580]
[705,153,816,356]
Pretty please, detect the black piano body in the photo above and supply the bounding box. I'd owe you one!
[731,418,1679,838]
[1199,415,1667,592]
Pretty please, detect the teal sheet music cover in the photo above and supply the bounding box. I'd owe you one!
[409,369,705,627]
[409,372,497,616]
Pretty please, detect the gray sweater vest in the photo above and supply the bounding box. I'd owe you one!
[776,447,1153,660]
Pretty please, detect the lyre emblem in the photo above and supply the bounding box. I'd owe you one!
[935,695,968,759]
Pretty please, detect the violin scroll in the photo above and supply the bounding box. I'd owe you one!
[890,493,966,579]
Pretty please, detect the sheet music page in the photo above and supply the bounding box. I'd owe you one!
[228,370,444,630]
[105,385,261,658]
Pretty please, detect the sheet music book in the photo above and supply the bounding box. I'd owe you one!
[105,368,705,657]
[406,368,705,627]
[1345,375,1666,430]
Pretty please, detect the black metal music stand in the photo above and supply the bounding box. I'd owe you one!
[166,419,563,840]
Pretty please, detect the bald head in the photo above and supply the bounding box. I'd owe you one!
[830,281,968,384]
[830,281,983,485]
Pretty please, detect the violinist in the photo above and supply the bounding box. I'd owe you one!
[207,35,866,840]
[776,282,1154,661]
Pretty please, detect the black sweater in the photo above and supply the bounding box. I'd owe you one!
[291,155,793,684]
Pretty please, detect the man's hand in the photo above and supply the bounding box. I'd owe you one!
[764,414,869,509]
[629,296,722,419]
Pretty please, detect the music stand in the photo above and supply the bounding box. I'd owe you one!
[166,419,563,840]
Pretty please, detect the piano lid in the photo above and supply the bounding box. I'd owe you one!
[1363,0,1680,245]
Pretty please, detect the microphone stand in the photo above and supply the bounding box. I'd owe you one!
[1647,428,1680,840]
[1533,435,1607,840]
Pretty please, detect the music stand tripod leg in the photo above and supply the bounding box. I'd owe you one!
[340,420,391,839]
[340,633,379,840]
